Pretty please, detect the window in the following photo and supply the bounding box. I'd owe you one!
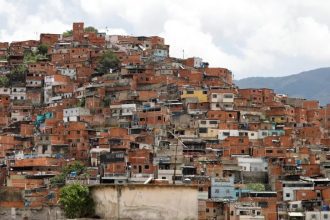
[157,116,162,121]
[286,193,290,198]
[209,121,218,124]
[144,165,149,169]
[258,202,268,208]
[215,189,219,193]
[199,128,207,133]
[206,208,209,213]
[203,90,207,94]
[311,214,316,219]
[224,94,233,98]
[266,150,273,154]
[212,94,217,98]
[324,214,328,219]
[186,90,194,94]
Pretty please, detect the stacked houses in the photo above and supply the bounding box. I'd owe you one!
[0,22,329,220]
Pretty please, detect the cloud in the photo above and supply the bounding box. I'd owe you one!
[1,0,330,78]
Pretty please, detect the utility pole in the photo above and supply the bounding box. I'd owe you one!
[167,130,188,185]
[173,142,178,184]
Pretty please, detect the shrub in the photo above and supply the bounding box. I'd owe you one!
[59,183,94,218]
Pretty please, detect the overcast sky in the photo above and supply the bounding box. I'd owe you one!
[1,0,330,79]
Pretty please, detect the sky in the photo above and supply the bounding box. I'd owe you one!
[1,0,330,79]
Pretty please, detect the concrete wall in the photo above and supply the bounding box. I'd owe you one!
[90,184,198,220]
[0,206,64,220]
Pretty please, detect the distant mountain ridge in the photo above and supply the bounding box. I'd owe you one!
[234,67,330,106]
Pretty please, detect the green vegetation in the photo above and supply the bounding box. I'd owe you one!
[8,64,27,86]
[246,183,265,191]
[97,50,120,74]
[23,50,47,64]
[23,51,37,63]
[0,76,9,87]
[63,30,73,37]
[37,44,48,55]
[0,64,27,87]
[50,161,86,187]
[102,96,111,107]
[84,26,98,33]
[59,183,94,218]
[77,97,86,107]
[62,26,98,37]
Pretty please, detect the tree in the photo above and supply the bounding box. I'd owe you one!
[50,161,86,187]
[37,44,48,55]
[84,26,98,33]
[23,51,37,63]
[62,26,97,37]
[8,64,27,86]
[0,76,9,87]
[59,183,94,218]
[63,30,73,37]
[62,161,86,176]
[97,50,120,74]
[49,174,66,187]
[77,97,86,108]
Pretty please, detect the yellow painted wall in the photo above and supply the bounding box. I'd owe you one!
[181,90,208,103]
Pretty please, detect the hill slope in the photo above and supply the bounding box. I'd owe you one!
[235,68,330,105]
